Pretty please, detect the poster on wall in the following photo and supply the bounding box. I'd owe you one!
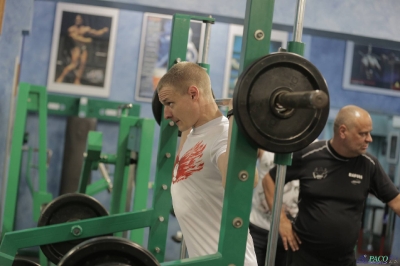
[47,3,119,98]
[343,41,400,97]
[135,13,205,102]
[223,25,289,98]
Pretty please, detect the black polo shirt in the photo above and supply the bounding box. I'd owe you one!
[270,140,399,263]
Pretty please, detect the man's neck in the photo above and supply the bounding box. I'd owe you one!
[193,100,222,128]
[329,138,356,159]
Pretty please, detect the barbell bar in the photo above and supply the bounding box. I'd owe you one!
[152,51,330,153]
[152,90,328,124]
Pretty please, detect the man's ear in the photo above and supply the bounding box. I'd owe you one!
[339,125,347,139]
[188,85,199,100]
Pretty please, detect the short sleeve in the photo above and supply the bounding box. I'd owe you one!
[270,150,303,183]
[257,151,275,180]
[211,129,228,166]
[369,158,399,203]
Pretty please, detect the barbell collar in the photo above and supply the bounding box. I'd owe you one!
[275,90,328,109]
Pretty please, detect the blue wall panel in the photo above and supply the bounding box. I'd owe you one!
[0,0,34,229]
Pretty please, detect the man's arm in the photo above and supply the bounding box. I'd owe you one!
[388,194,400,216]
[217,107,258,188]
[88,27,109,36]
[262,172,301,251]
[217,114,242,188]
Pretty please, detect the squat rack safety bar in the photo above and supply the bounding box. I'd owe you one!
[46,93,141,122]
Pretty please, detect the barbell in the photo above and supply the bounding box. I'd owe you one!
[152,51,329,153]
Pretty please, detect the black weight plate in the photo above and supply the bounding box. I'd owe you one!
[12,258,40,266]
[58,236,160,266]
[233,52,329,153]
[37,193,110,265]
[152,91,163,126]
[152,90,182,137]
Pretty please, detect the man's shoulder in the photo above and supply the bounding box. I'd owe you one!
[296,140,327,156]
[68,25,77,32]
[205,116,229,134]
[360,152,379,166]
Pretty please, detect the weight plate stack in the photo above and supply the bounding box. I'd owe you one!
[37,193,111,264]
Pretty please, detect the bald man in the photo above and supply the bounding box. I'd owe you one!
[263,105,400,266]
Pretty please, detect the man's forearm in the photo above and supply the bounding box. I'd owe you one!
[388,194,400,216]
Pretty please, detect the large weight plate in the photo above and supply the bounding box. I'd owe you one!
[152,91,163,126]
[12,258,40,266]
[152,90,182,136]
[233,52,329,153]
[58,236,160,266]
[37,193,110,265]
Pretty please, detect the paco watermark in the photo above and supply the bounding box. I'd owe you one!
[357,254,400,265]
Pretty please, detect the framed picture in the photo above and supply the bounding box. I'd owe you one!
[343,41,400,97]
[47,3,119,98]
[223,25,289,98]
[135,13,205,102]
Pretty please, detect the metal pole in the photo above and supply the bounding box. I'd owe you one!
[293,0,306,42]
[180,237,187,259]
[201,16,213,64]
[265,164,288,266]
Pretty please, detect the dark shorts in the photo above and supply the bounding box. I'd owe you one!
[249,222,288,266]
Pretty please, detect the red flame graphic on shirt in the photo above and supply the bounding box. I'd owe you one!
[173,141,206,184]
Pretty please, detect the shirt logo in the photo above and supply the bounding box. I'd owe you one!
[172,141,206,184]
[349,172,363,179]
[312,167,328,179]
[349,172,363,185]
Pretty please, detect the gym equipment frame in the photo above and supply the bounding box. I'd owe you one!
[0,0,329,264]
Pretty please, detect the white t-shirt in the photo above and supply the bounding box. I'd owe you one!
[171,116,257,266]
[250,151,299,230]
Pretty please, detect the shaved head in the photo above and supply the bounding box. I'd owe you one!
[331,105,373,157]
[333,105,371,134]
[156,62,213,98]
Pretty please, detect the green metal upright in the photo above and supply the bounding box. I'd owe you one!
[146,14,183,262]
[78,132,103,194]
[2,83,52,239]
[129,119,155,245]
[217,0,276,264]
[110,117,137,215]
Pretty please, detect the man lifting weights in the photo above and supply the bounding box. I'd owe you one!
[156,62,258,265]
[263,105,400,266]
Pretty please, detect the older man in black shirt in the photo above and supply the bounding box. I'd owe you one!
[263,105,400,266]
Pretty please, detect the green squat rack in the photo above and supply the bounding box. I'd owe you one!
[0,0,330,264]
